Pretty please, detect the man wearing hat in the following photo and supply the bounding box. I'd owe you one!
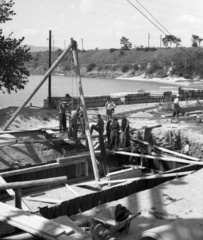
[59,99,70,133]
[172,93,180,122]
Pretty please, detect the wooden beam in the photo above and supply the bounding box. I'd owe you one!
[76,171,194,185]
[131,123,161,131]
[3,43,73,131]
[0,158,91,178]
[0,176,67,191]
[108,150,203,166]
[71,38,100,182]
[132,138,200,162]
[26,196,63,204]
[15,188,22,209]
[57,151,101,163]
[65,184,79,197]
[0,202,75,239]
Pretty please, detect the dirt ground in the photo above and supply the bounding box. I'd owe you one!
[0,102,203,239]
[1,101,203,163]
[76,168,203,240]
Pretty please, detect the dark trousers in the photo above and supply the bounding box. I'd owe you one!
[59,113,66,132]
[90,125,101,134]
[110,130,119,150]
[68,119,78,139]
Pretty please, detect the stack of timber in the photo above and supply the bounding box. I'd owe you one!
[0,202,90,240]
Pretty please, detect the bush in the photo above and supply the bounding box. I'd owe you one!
[131,64,139,71]
[109,48,117,53]
[86,63,96,72]
[121,64,130,73]
[111,65,118,71]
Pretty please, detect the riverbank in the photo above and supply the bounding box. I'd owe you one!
[116,74,192,87]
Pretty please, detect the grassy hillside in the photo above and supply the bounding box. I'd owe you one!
[27,47,203,80]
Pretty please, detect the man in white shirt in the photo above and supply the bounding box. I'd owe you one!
[105,98,116,121]
[172,94,180,123]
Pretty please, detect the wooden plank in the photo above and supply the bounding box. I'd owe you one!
[0,158,93,178]
[0,202,74,239]
[130,123,161,131]
[56,151,101,164]
[107,150,203,166]
[26,196,63,204]
[65,184,79,197]
[132,138,200,162]
[76,171,194,185]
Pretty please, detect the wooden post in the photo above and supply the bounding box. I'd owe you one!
[71,39,100,182]
[48,30,52,107]
[15,188,22,209]
[3,42,73,131]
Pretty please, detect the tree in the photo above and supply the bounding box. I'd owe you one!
[0,0,32,93]
[192,35,199,47]
[120,36,132,50]
[162,35,181,48]
[191,35,203,47]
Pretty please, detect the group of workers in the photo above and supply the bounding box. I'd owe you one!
[59,97,130,150]
[59,98,85,139]
[90,98,130,150]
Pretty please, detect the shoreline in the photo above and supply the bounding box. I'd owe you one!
[116,74,193,87]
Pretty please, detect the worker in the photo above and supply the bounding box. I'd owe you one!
[78,107,85,135]
[90,114,104,136]
[106,119,112,146]
[68,107,80,139]
[110,117,120,150]
[120,116,130,148]
[172,93,180,123]
[129,141,140,164]
[59,99,70,133]
[91,114,109,174]
[105,98,116,121]
[183,139,190,155]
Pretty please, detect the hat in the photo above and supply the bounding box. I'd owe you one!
[176,94,180,97]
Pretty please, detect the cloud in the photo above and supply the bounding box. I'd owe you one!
[60,14,67,19]
[21,29,41,36]
[80,0,93,12]
[179,14,203,23]
[113,20,126,27]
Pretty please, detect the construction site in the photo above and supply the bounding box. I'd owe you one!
[0,40,203,240]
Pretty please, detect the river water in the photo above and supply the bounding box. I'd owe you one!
[0,75,194,108]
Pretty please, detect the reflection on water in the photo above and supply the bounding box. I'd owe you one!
[0,75,198,108]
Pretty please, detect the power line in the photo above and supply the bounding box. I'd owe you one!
[127,0,203,67]
[126,0,167,36]
[135,0,170,35]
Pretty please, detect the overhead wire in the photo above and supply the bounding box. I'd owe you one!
[127,0,203,68]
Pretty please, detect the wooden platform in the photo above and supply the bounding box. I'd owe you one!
[0,202,78,240]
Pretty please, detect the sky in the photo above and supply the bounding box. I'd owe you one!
[1,0,203,50]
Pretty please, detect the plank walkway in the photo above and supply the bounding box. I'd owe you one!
[0,202,87,240]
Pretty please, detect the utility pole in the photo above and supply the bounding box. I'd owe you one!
[48,30,52,107]
[148,33,150,47]
[80,38,83,51]
[160,34,162,48]
[64,40,66,50]
[53,39,55,52]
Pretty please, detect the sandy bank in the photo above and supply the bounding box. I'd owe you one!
[116,74,194,87]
